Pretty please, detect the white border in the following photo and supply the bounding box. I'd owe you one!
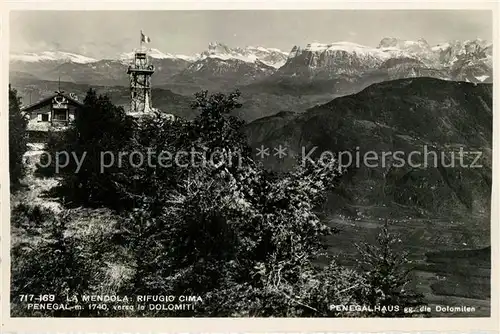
[1,1,499,332]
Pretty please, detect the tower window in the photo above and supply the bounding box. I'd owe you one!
[132,92,137,98]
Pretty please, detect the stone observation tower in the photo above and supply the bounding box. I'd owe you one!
[127,30,155,114]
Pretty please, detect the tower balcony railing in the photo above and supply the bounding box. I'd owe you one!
[127,64,155,73]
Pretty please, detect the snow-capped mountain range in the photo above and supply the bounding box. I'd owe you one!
[10,38,493,89]
[199,42,288,68]
[10,51,98,64]
[281,38,492,82]
[118,48,198,63]
[11,44,287,67]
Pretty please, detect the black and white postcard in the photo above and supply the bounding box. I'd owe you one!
[1,1,498,332]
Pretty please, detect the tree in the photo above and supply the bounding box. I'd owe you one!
[43,88,136,208]
[119,90,362,316]
[354,219,428,317]
[28,88,427,317]
[9,85,28,187]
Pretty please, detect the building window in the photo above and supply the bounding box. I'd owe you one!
[53,110,67,121]
[38,113,49,122]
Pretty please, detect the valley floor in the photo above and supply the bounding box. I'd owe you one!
[325,212,491,317]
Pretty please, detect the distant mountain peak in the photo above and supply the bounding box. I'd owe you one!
[207,42,232,54]
[304,41,390,57]
[10,51,98,64]
[378,37,430,49]
[118,48,194,62]
[200,42,288,68]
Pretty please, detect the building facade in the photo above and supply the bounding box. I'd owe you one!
[21,90,83,142]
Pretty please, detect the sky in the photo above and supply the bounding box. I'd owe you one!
[10,10,493,59]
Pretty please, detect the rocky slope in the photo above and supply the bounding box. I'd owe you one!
[164,43,288,92]
[11,57,192,87]
[200,42,288,68]
[171,57,277,91]
[244,77,492,219]
[276,38,492,85]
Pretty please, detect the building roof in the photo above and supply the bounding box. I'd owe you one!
[21,91,83,112]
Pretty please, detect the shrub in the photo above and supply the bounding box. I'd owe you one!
[41,88,136,208]
[11,206,101,316]
[119,90,398,317]
[15,89,427,317]
[9,85,28,188]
